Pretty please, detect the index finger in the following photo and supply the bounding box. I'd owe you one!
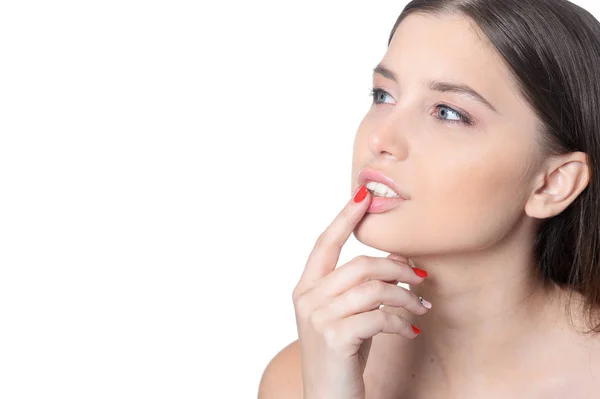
[300,184,372,283]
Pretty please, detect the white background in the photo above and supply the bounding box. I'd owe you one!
[1,1,598,398]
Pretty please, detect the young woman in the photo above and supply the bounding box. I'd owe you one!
[259,0,600,397]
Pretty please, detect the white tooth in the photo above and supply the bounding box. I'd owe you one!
[369,182,385,195]
[365,181,376,190]
[374,184,388,196]
[365,181,400,198]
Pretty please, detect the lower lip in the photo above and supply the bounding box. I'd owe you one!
[367,195,407,213]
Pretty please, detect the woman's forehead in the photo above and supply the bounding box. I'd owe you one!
[382,13,525,119]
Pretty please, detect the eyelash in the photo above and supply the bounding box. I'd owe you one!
[368,87,474,126]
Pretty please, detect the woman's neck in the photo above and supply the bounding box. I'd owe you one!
[403,245,585,390]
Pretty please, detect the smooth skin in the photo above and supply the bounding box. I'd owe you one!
[260,12,600,399]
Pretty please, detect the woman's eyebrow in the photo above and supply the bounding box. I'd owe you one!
[373,63,499,114]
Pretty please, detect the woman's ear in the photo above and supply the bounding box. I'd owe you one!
[525,151,590,219]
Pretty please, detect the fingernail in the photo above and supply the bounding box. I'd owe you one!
[411,324,421,334]
[413,267,428,278]
[419,296,432,309]
[353,184,368,203]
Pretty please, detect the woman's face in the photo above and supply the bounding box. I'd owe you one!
[351,13,543,256]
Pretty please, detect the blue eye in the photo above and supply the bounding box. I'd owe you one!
[369,87,474,126]
[369,87,395,105]
[433,104,473,126]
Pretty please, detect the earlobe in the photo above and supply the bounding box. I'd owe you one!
[525,152,590,219]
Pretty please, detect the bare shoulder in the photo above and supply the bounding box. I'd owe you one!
[258,339,303,399]
[531,327,600,398]
[572,332,600,393]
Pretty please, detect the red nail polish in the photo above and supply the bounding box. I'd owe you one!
[353,184,368,203]
[413,268,428,278]
[411,324,421,334]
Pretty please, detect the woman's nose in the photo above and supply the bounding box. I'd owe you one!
[367,113,409,161]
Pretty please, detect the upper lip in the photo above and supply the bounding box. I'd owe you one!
[357,167,410,200]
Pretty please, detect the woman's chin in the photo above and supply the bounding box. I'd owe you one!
[353,222,414,255]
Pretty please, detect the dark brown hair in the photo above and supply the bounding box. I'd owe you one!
[388,0,600,333]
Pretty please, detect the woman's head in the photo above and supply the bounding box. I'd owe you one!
[351,0,600,331]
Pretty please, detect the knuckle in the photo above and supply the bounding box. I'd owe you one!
[379,311,395,331]
[379,309,393,324]
[362,279,386,296]
[347,256,373,278]
[378,308,392,322]
[384,312,405,334]
[357,262,376,283]
[292,283,305,303]
[293,294,312,317]
[291,286,301,302]
[316,231,332,248]
[352,254,369,265]
[315,231,327,246]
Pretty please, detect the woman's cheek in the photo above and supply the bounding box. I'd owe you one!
[416,161,522,249]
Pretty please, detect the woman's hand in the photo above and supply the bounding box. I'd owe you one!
[292,185,430,399]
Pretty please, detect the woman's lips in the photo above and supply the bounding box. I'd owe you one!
[367,195,407,213]
[357,168,410,200]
